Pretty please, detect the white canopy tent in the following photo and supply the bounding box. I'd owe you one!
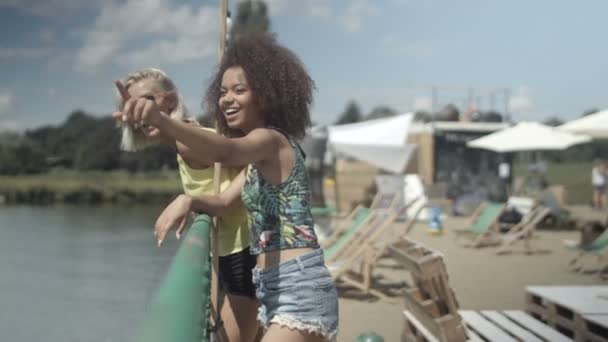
[327,113,416,173]
[466,122,591,152]
[559,109,608,139]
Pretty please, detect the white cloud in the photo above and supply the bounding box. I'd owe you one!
[338,0,379,32]
[255,0,375,32]
[0,47,49,60]
[307,3,332,20]
[0,91,14,114]
[0,0,101,18]
[76,0,218,72]
[262,0,291,15]
[0,119,22,132]
[413,97,432,112]
[39,29,56,44]
[509,86,534,115]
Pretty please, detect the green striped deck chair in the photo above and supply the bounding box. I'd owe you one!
[323,207,371,261]
[325,209,399,301]
[568,230,608,276]
[453,202,505,247]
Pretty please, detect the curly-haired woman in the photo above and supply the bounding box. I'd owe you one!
[114,31,339,342]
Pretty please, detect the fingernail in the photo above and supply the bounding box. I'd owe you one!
[176,232,181,240]
[122,115,127,122]
[157,239,162,247]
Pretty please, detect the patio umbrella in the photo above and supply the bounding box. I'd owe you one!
[466,122,591,153]
[559,109,608,139]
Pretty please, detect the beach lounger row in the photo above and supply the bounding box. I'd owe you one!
[320,186,424,302]
[454,201,554,254]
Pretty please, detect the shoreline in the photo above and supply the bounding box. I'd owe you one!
[0,171,182,205]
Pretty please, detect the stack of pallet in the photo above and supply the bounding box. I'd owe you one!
[526,286,608,342]
[388,237,467,342]
[392,237,575,341]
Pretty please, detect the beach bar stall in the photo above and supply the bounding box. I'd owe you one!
[327,119,510,212]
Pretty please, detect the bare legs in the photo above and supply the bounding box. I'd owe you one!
[218,294,260,342]
[261,324,326,342]
[592,187,605,210]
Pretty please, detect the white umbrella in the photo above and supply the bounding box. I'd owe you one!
[559,109,608,139]
[328,113,416,173]
[467,122,591,153]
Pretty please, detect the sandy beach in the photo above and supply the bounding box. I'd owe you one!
[334,206,607,341]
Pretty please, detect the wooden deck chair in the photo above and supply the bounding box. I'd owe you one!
[452,202,505,248]
[496,206,553,255]
[325,209,400,301]
[321,206,371,257]
[351,203,428,298]
[566,229,608,276]
[320,188,404,248]
[327,203,427,302]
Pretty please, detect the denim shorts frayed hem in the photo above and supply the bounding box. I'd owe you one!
[252,248,339,341]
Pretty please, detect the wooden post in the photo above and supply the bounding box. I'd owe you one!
[210,0,228,338]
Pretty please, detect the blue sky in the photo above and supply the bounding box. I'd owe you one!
[1,0,607,131]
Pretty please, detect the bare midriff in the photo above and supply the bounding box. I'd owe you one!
[255,247,315,269]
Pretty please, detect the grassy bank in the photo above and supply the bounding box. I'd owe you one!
[513,161,591,205]
[0,170,182,205]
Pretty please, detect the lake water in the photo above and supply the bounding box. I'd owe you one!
[0,205,181,342]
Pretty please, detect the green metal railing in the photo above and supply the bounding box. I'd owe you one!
[132,215,212,342]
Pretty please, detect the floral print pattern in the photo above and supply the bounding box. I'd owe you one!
[241,136,319,255]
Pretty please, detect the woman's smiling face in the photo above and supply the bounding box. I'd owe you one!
[219,66,263,132]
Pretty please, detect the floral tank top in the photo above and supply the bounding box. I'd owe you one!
[241,131,319,255]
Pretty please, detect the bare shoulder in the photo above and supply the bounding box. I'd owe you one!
[246,127,286,146]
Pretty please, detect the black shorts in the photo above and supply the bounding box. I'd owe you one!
[219,246,257,298]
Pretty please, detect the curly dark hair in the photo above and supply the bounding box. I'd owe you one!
[204,31,315,139]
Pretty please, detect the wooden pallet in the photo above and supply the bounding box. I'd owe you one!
[389,237,467,342]
[402,310,572,342]
[526,286,608,342]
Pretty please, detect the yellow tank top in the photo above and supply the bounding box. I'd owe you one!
[176,139,249,257]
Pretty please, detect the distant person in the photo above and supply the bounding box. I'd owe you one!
[536,180,561,216]
[115,68,260,342]
[498,160,511,197]
[591,159,606,210]
[534,179,575,228]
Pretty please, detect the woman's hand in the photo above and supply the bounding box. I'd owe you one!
[154,194,193,247]
[113,80,166,129]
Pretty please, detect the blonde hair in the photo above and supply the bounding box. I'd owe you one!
[117,68,197,151]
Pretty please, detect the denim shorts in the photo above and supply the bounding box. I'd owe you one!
[252,248,339,341]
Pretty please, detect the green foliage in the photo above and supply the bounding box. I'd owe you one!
[513,161,592,204]
[0,110,179,175]
[335,101,362,125]
[366,106,397,120]
[231,0,271,37]
[0,133,47,174]
[413,110,432,122]
[542,116,564,127]
[582,108,599,117]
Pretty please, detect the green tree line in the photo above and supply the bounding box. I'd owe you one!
[0,110,177,175]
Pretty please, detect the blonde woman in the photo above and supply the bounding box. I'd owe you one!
[116,68,260,342]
